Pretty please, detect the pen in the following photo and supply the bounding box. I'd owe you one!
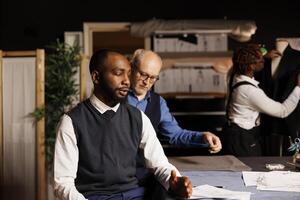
[214,186,224,188]
[193,185,224,188]
[192,186,224,189]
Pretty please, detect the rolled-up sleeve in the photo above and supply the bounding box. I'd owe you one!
[248,86,300,118]
[54,114,87,200]
[158,96,206,147]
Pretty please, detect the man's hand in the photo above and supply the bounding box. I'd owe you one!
[203,132,222,153]
[169,170,192,199]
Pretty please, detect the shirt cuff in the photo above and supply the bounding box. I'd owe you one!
[190,132,209,147]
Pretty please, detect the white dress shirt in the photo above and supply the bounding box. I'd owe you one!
[54,95,180,200]
[228,75,300,130]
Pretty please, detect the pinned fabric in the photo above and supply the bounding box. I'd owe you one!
[277,38,300,51]
[102,110,115,119]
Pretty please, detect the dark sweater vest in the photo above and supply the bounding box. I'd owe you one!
[144,92,161,132]
[67,100,142,197]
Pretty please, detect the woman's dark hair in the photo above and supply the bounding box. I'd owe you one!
[232,45,262,75]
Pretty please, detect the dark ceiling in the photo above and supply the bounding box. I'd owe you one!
[0,0,299,50]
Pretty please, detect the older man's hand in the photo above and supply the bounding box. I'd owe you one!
[203,132,222,153]
[169,170,192,199]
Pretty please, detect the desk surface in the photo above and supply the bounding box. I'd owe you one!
[238,156,299,172]
[169,155,300,172]
[168,156,300,199]
[181,170,300,200]
[169,155,252,171]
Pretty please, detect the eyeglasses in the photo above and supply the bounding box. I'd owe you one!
[136,69,159,83]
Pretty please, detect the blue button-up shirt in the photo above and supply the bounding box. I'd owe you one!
[127,91,208,147]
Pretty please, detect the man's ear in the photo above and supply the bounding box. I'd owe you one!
[91,70,100,84]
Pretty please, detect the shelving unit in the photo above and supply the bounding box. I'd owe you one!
[152,30,232,141]
[158,51,233,58]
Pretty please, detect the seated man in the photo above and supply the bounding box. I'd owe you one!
[128,49,222,153]
[54,49,192,200]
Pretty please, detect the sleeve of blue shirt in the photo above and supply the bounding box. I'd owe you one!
[158,96,209,147]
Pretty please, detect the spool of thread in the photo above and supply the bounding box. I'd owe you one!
[260,47,268,56]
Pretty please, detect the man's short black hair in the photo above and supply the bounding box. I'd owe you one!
[89,49,120,74]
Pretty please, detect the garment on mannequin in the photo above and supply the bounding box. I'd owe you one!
[272,41,300,139]
[271,39,289,76]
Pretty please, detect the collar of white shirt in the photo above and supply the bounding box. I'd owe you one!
[90,95,119,114]
[234,75,259,87]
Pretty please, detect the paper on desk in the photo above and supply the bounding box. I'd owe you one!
[257,171,300,192]
[190,184,251,200]
[242,171,265,186]
[243,171,300,192]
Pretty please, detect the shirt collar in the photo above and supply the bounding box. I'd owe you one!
[90,94,119,114]
[128,89,152,102]
[235,75,259,87]
[144,91,151,100]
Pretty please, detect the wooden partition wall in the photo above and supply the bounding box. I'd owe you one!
[0,50,46,200]
[80,53,89,101]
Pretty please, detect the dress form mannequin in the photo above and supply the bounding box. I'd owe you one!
[272,39,300,139]
[256,38,300,155]
[271,39,289,76]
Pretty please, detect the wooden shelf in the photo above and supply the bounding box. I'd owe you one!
[157,51,233,59]
[159,92,226,99]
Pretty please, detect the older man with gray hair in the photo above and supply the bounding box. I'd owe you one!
[127,49,222,153]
